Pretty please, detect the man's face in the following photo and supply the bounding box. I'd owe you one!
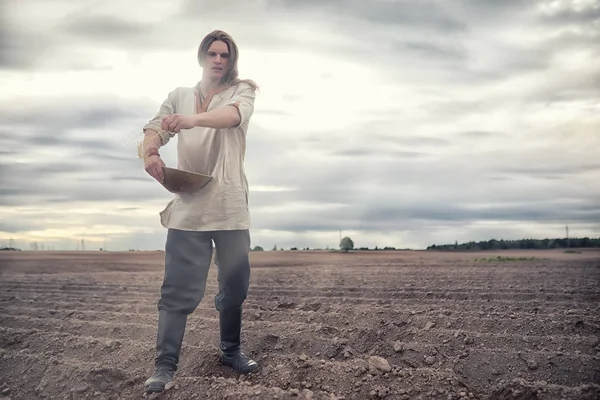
[204,40,230,80]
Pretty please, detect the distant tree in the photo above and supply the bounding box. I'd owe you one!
[272,245,277,251]
[340,236,354,253]
[252,245,264,252]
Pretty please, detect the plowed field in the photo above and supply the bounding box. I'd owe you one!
[0,249,599,400]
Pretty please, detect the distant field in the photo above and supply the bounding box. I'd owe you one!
[0,249,599,399]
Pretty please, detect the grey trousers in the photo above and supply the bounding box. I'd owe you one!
[157,228,251,315]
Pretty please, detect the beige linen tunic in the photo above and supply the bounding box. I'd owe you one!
[143,81,256,231]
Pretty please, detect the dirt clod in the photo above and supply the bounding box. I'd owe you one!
[393,341,404,353]
[368,356,391,374]
[424,322,436,330]
[526,359,539,370]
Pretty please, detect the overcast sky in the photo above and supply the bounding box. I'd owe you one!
[1,0,599,251]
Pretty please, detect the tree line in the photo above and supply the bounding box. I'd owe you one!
[426,237,600,251]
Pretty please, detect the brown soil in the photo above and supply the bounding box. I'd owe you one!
[0,248,599,400]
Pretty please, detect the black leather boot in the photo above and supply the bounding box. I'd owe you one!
[219,307,260,374]
[144,310,188,393]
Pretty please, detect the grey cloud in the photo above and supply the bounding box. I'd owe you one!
[360,201,600,226]
[0,177,162,207]
[532,69,600,104]
[67,1,291,53]
[445,0,543,34]
[0,1,193,71]
[398,40,552,85]
[319,131,439,157]
[545,28,600,54]
[496,46,552,72]
[292,1,568,87]
[530,175,563,181]
[61,15,154,42]
[306,123,452,151]
[0,1,119,71]
[0,97,150,131]
[539,2,600,25]
[0,97,151,174]
[250,198,600,234]
[0,221,42,234]
[246,144,379,192]
[270,0,467,32]
[16,134,111,150]
[0,21,50,70]
[393,40,468,62]
[0,35,111,71]
[0,95,164,207]
[332,149,377,157]
[244,143,600,215]
[180,0,269,16]
[0,155,157,206]
[497,163,600,177]
[318,133,440,161]
[12,162,82,175]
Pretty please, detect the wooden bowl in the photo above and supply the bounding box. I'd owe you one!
[161,167,212,194]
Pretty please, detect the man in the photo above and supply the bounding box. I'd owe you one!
[138,30,260,394]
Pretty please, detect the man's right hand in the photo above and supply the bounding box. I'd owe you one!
[145,155,165,183]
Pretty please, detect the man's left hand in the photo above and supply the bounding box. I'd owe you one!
[161,114,197,133]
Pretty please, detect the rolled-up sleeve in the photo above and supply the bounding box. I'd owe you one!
[225,83,256,128]
[143,89,178,146]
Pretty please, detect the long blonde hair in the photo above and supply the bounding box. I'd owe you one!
[197,30,258,91]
